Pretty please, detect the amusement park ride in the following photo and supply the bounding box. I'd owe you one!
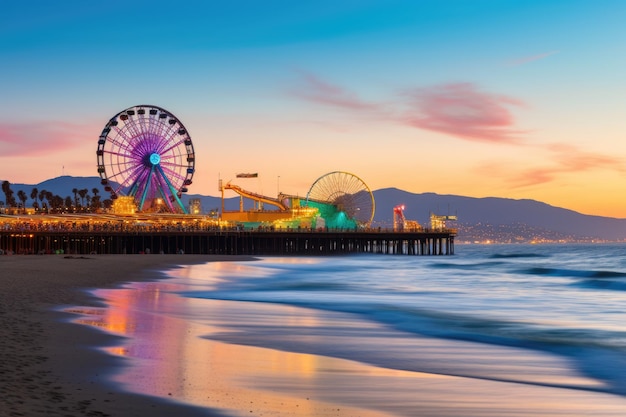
[96,105,377,229]
[0,104,459,257]
[219,171,376,229]
[393,205,421,231]
[393,205,458,231]
[97,105,194,214]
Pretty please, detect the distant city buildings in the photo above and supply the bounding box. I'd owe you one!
[456,223,605,244]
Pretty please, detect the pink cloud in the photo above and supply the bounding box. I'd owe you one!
[402,83,527,144]
[547,143,625,171]
[290,71,385,113]
[472,162,556,188]
[506,51,559,67]
[290,71,623,188]
[0,121,92,157]
[506,144,625,187]
[509,167,558,187]
[291,72,528,144]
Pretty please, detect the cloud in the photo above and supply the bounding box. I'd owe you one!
[291,72,528,143]
[506,51,559,67]
[289,71,623,188]
[402,83,527,144]
[0,121,91,157]
[508,167,558,187]
[290,70,386,113]
[547,143,625,171]
[507,144,626,187]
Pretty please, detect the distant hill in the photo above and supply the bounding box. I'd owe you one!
[21,176,107,197]
[2,176,625,241]
[374,188,626,242]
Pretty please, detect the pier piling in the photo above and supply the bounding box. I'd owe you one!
[0,229,455,256]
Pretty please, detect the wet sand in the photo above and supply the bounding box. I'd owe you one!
[3,254,626,417]
[75,268,626,417]
[0,254,239,417]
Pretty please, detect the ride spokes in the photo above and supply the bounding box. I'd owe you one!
[97,105,195,213]
[306,171,375,228]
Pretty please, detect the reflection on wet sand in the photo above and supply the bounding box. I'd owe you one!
[69,263,626,417]
[73,281,390,416]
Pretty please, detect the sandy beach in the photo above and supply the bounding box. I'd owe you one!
[0,254,240,417]
[4,253,626,417]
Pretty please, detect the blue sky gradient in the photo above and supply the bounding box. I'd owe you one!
[1,1,625,216]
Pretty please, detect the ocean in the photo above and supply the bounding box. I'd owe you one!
[73,244,626,416]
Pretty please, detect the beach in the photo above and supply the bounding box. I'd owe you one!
[0,254,237,417]
[3,249,626,417]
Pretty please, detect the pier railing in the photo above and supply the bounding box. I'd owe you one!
[0,227,455,256]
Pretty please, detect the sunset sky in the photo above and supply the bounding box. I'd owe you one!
[1,1,625,217]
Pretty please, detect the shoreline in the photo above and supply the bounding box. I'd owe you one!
[0,254,248,417]
[5,253,626,416]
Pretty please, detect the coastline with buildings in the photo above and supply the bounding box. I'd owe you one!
[3,175,625,245]
[3,3,626,416]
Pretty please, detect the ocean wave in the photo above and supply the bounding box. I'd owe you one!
[574,279,626,291]
[489,253,549,259]
[191,288,626,396]
[254,280,354,292]
[176,250,626,396]
[187,287,626,352]
[519,267,626,279]
[430,261,506,269]
[351,304,626,352]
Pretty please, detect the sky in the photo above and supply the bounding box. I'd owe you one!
[1,0,625,218]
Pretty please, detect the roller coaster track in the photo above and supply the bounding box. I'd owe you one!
[223,182,288,211]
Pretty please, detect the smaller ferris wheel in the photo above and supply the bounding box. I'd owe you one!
[306,171,375,228]
[97,105,195,213]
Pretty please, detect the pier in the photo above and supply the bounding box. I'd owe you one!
[0,229,455,256]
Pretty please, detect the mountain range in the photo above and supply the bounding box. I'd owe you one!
[3,176,625,242]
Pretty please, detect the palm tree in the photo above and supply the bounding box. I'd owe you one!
[45,191,54,213]
[1,180,9,199]
[38,189,48,213]
[78,189,88,210]
[91,195,101,212]
[50,195,63,213]
[17,190,27,214]
[2,180,16,209]
[72,188,79,211]
[91,187,101,212]
[30,188,39,211]
[64,196,73,212]
[1,181,7,209]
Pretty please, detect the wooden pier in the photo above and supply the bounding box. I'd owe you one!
[0,229,455,256]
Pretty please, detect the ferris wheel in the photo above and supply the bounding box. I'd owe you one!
[97,105,195,213]
[306,171,375,228]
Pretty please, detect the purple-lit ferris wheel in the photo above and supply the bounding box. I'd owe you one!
[97,105,195,213]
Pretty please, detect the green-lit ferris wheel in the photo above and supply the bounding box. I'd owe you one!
[305,171,375,228]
